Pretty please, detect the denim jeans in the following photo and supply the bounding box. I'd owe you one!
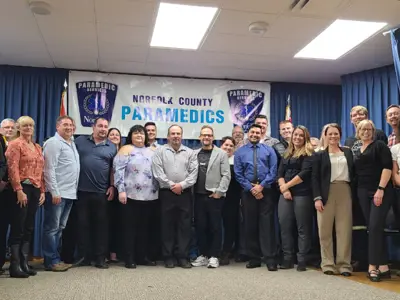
[43,195,74,267]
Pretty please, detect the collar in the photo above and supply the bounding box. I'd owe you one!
[55,132,73,144]
[88,135,108,146]
[166,143,186,153]
[246,142,260,149]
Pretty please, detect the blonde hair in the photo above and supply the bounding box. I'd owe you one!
[284,125,314,159]
[317,124,329,151]
[356,119,375,139]
[350,105,368,117]
[16,116,35,139]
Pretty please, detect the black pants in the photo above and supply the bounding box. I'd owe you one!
[160,189,191,259]
[357,188,393,266]
[393,188,400,228]
[61,200,78,264]
[242,190,277,263]
[194,193,224,258]
[0,188,12,268]
[222,192,240,253]
[122,199,158,263]
[108,196,121,257]
[148,199,161,261]
[77,191,108,262]
[9,184,40,246]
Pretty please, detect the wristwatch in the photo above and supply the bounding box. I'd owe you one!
[378,186,385,190]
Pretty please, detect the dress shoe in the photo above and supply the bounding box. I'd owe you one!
[220,252,230,266]
[296,262,306,272]
[341,272,352,277]
[178,259,191,269]
[280,260,294,269]
[324,270,335,275]
[95,261,109,269]
[164,259,175,268]
[246,260,261,269]
[137,258,157,266]
[235,255,249,263]
[267,264,278,271]
[125,263,137,269]
[379,270,391,279]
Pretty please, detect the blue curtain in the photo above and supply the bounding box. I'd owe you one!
[340,65,399,141]
[270,83,342,138]
[391,28,400,93]
[0,65,68,257]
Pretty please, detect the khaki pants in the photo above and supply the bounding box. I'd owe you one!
[317,182,352,273]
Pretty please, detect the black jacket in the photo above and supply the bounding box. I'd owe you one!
[312,147,354,204]
[0,134,7,182]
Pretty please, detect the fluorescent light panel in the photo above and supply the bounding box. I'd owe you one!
[150,2,218,50]
[294,19,387,60]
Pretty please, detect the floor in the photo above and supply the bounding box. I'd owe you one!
[0,261,399,300]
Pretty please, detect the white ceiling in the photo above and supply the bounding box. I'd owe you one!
[0,0,399,84]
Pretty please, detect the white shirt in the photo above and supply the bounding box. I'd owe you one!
[391,144,400,174]
[329,152,349,182]
[229,155,234,165]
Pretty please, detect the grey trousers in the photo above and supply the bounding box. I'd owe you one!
[278,195,313,263]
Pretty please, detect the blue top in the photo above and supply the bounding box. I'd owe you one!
[234,142,278,191]
[75,135,117,193]
[43,133,80,199]
[114,146,158,201]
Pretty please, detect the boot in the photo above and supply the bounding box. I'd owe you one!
[20,242,37,276]
[9,245,29,278]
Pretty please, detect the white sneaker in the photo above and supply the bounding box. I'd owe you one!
[191,255,208,267]
[207,257,219,268]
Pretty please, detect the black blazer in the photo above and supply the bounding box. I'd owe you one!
[312,147,354,204]
[0,134,7,181]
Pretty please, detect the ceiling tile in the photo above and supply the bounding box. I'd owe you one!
[339,0,400,24]
[99,43,148,62]
[97,23,151,47]
[35,0,95,23]
[54,59,98,70]
[99,60,146,74]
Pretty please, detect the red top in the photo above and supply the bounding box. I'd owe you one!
[5,137,45,193]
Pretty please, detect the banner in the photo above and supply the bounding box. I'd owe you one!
[68,71,271,139]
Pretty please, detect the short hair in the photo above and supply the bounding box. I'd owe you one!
[1,118,15,127]
[93,117,108,126]
[386,104,400,113]
[356,120,375,139]
[15,116,35,139]
[350,105,368,117]
[249,124,262,131]
[56,115,74,126]
[125,125,149,146]
[144,122,156,128]
[279,120,292,127]
[200,125,214,135]
[255,114,268,121]
[310,137,320,144]
[167,124,183,135]
[221,136,236,146]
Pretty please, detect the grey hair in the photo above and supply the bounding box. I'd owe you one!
[1,118,15,127]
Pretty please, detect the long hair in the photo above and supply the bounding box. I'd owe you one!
[125,125,149,146]
[284,125,314,159]
[107,127,122,150]
[323,123,342,151]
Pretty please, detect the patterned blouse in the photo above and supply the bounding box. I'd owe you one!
[114,146,158,201]
[5,137,45,192]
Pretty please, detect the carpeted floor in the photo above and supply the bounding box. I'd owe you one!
[1,262,399,300]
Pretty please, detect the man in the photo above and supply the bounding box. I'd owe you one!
[344,105,387,154]
[310,137,320,150]
[145,122,160,149]
[232,126,244,151]
[273,121,293,159]
[0,131,7,274]
[74,118,116,269]
[254,114,280,147]
[191,125,231,268]
[152,125,198,268]
[386,104,400,148]
[234,124,278,271]
[42,116,80,272]
[0,118,16,144]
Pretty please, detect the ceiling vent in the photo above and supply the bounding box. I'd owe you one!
[289,0,351,14]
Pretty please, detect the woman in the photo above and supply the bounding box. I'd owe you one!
[277,125,314,271]
[107,128,122,263]
[5,116,45,278]
[114,125,158,268]
[354,120,393,282]
[312,123,353,276]
[220,136,241,265]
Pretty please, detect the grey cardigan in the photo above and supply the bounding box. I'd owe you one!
[194,146,231,197]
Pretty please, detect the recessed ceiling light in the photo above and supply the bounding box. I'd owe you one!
[294,19,387,60]
[150,2,219,50]
[29,1,52,15]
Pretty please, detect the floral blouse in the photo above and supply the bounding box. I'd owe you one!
[114,146,158,201]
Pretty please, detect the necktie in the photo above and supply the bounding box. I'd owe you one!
[253,145,258,184]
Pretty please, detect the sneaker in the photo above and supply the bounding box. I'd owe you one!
[191,255,208,267]
[45,263,70,272]
[207,257,219,268]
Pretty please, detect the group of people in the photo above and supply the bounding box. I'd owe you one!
[0,104,399,283]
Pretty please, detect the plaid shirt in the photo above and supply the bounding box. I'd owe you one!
[388,132,397,148]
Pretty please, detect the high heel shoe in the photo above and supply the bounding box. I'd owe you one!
[367,269,381,282]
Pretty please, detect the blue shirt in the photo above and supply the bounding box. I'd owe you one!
[114,146,158,201]
[43,133,80,199]
[75,135,117,193]
[234,142,278,191]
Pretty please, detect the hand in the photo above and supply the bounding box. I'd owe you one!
[106,186,115,201]
[39,193,45,206]
[373,189,384,207]
[209,193,221,199]
[16,190,28,207]
[171,183,183,195]
[118,192,127,204]
[283,191,292,200]
[279,183,289,193]
[250,184,263,197]
[52,195,61,205]
[255,192,264,200]
[315,200,324,212]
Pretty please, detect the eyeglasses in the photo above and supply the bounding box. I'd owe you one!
[201,134,213,138]
[360,128,373,132]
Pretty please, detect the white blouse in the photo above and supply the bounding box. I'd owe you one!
[229,155,234,165]
[391,144,400,174]
[329,152,350,182]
